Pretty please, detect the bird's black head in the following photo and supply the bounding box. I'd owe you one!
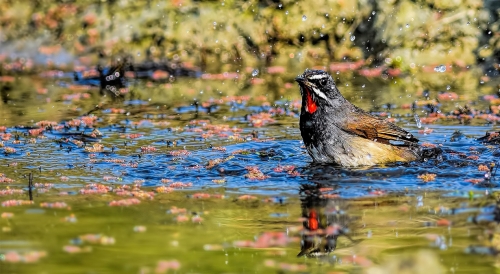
[295,69,341,114]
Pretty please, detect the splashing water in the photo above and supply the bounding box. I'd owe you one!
[414,114,422,128]
[434,65,446,73]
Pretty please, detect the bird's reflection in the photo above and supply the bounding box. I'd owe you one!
[297,183,359,258]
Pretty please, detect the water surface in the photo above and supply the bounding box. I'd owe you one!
[1,72,500,273]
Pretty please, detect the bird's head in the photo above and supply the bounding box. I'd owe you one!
[295,69,341,114]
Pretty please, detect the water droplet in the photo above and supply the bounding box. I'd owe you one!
[213,21,217,26]
[372,11,376,15]
[406,24,409,28]
[362,84,365,88]
[251,69,259,77]
[434,65,446,73]
[414,114,422,128]
[350,35,355,41]
[302,15,307,21]
[285,11,289,15]
[446,85,450,90]
[278,3,282,8]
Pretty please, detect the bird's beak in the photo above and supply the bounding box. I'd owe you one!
[295,76,315,89]
[295,75,306,83]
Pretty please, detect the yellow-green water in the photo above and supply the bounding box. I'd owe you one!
[1,71,500,273]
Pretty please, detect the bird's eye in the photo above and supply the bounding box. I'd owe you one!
[319,79,327,86]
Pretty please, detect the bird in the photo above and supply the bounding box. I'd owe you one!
[295,69,420,167]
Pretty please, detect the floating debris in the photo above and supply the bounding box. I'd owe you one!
[168,182,193,189]
[418,173,437,182]
[63,214,77,223]
[155,260,180,273]
[0,176,15,183]
[80,184,111,195]
[167,206,187,214]
[2,200,34,207]
[63,245,92,254]
[238,195,258,200]
[156,186,174,193]
[478,165,490,172]
[109,198,141,207]
[40,202,70,209]
[133,226,147,232]
[2,250,47,263]
[141,145,157,153]
[3,147,16,154]
[1,212,14,218]
[212,179,226,184]
[245,166,270,180]
[169,150,190,157]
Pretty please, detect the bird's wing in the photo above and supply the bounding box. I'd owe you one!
[343,113,418,145]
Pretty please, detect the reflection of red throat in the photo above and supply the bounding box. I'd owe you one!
[308,209,318,230]
[306,89,317,114]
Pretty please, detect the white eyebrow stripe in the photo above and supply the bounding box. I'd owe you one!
[307,74,328,80]
[312,87,329,101]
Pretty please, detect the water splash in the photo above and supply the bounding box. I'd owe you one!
[414,114,422,128]
[434,65,446,73]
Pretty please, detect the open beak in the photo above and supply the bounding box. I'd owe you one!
[295,75,308,96]
[295,75,316,89]
[296,75,318,114]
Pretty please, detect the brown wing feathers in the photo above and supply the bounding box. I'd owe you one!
[343,115,418,145]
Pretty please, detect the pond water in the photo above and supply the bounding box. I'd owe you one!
[1,70,500,273]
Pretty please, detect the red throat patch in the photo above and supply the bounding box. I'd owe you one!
[305,88,317,114]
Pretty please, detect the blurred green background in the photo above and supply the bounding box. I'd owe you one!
[0,0,499,72]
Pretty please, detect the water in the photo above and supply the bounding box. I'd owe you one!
[1,71,500,272]
[434,65,447,73]
[414,114,422,128]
